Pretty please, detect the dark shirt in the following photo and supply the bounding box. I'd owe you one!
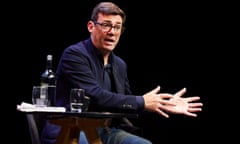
[103,63,113,91]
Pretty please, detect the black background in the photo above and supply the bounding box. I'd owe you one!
[10,0,234,143]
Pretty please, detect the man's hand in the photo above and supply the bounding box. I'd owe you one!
[143,86,203,118]
[166,88,203,117]
[143,86,175,118]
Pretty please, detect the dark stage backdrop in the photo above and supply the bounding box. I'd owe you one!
[13,0,218,144]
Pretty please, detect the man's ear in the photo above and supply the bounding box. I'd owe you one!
[87,21,95,32]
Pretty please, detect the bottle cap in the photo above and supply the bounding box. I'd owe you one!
[47,55,52,60]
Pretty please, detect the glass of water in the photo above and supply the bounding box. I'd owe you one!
[32,85,56,107]
[70,88,90,112]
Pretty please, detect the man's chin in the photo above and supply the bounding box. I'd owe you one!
[103,46,115,52]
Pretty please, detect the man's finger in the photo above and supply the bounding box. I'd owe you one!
[174,87,186,97]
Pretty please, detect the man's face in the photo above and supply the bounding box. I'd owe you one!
[88,13,123,54]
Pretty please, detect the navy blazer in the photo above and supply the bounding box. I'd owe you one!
[55,38,145,112]
[41,38,145,144]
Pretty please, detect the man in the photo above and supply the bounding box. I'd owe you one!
[41,2,203,144]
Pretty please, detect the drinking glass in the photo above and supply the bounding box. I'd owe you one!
[70,88,90,112]
[32,85,56,106]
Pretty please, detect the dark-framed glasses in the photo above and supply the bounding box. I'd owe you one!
[93,21,124,33]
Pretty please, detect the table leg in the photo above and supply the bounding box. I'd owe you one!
[50,117,108,144]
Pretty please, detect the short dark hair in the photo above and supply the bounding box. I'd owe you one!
[91,2,126,25]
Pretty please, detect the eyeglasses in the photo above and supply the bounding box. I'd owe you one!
[93,21,124,33]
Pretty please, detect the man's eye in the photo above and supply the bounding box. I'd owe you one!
[102,23,111,27]
[114,26,121,29]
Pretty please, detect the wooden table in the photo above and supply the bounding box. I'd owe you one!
[26,111,138,144]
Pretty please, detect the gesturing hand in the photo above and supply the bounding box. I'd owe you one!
[166,88,203,117]
[143,86,203,118]
[143,86,176,118]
